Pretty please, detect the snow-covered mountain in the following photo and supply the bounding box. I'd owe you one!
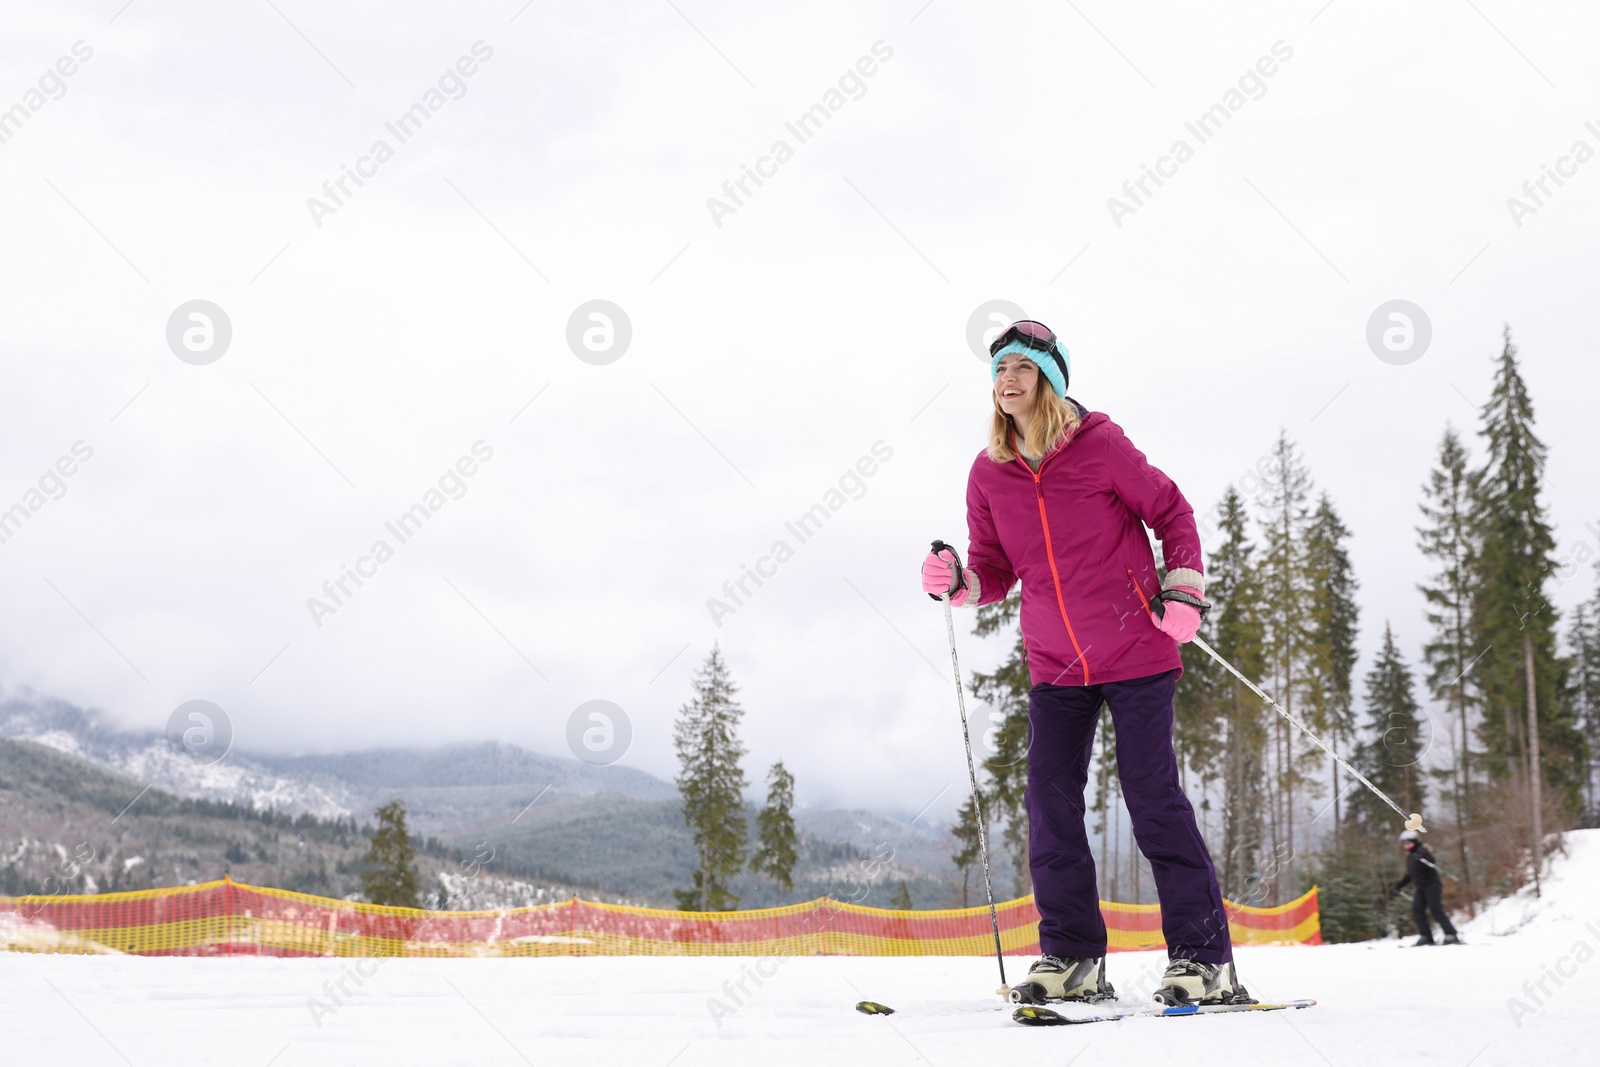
[0,691,957,906]
[0,693,681,832]
[0,696,350,820]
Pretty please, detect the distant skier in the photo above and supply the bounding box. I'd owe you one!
[920,320,1250,1007]
[1390,829,1460,946]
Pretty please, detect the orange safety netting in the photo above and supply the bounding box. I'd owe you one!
[0,877,1319,957]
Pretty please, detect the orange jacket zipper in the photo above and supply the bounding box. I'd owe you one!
[1015,438,1090,685]
[1127,570,1153,613]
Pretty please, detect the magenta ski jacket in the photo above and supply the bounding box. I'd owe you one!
[962,406,1204,688]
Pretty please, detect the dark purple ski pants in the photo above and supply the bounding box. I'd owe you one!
[1026,669,1232,963]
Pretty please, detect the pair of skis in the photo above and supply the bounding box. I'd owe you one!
[856,997,1317,1028]
[1012,998,1317,1026]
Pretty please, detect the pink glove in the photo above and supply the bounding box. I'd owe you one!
[921,547,970,605]
[1152,586,1202,643]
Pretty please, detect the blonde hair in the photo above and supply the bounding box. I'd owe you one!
[986,372,1081,463]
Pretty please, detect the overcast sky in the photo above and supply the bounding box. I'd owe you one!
[1,0,1597,821]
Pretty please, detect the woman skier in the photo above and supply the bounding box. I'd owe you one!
[920,319,1250,1007]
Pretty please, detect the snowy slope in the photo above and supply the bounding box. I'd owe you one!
[1459,830,1600,940]
[5,832,1597,1065]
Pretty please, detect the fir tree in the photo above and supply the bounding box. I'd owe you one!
[1170,540,1225,811]
[1469,327,1583,819]
[1351,625,1427,832]
[949,794,983,909]
[1567,589,1600,822]
[1256,433,1314,900]
[889,879,914,911]
[1206,487,1270,900]
[673,644,750,911]
[1417,424,1480,905]
[969,589,1033,896]
[1302,492,1360,846]
[751,760,798,905]
[1313,857,1389,944]
[361,799,421,909]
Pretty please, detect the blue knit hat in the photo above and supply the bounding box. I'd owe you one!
[991,338,1069,398]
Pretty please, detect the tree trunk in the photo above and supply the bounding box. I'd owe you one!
[1505,694,1525,795]
[1133,837,1142,905]
[1098,745,1110,901]
[1022,809,1033,898]
[1453,575,1476,915]
[1230,688,1242,896]
[1284,660,1295,902]
[1331,754,1340,852]
[1269,718,1283,901]
[1110,778,1121,904]
[1454,675,1476,916]
[1525,632,1543,898]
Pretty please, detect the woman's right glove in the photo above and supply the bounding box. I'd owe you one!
[1151,587,1207,643]
[921,545,970,605]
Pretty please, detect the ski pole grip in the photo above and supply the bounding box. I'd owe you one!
[929,540,964,602]
[1151,587,1211,621]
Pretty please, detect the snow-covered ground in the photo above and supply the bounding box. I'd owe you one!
[6,833,1599,1065]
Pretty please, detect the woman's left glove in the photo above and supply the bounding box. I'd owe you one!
[1151,586,1204,643]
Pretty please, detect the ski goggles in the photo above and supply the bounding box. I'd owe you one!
[989,320,1068,382]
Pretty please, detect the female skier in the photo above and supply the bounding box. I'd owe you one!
[920,319,1251,1007]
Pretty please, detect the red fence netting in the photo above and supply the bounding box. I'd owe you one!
[0,877,1319,957]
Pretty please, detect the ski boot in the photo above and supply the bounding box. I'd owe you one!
[1007,956,1116,1005]
[1413,936,1436,947]
[1152,959,1255,1006]
[1442,933,1462,945]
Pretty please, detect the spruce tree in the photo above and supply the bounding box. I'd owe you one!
[1417,424,1480,905]
[1469,327,1583,819]
[969,589,1033,896]
[1206,487,1270,900]
[751,760,798,905]
[889,879,914,911]
[1567,591,1600,822]
[1256,433,1314,899]
[949,794,983,909]
[1302,492,1361,845]
[361,799,421,909]
[673,645,750,911]
[1351,625,1427,832]
[1171,542,1226,810]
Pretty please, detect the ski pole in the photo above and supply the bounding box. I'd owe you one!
[929,540,1007,989]
[1142,591,1423,832]
[1187,632,1423,833]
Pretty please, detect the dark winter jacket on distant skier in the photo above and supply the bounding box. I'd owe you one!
[1394,844,1443,891]
[1395,841,1457,943]
[963,403,1205,687]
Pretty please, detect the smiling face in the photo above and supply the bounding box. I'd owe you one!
[994,353,1041,420]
